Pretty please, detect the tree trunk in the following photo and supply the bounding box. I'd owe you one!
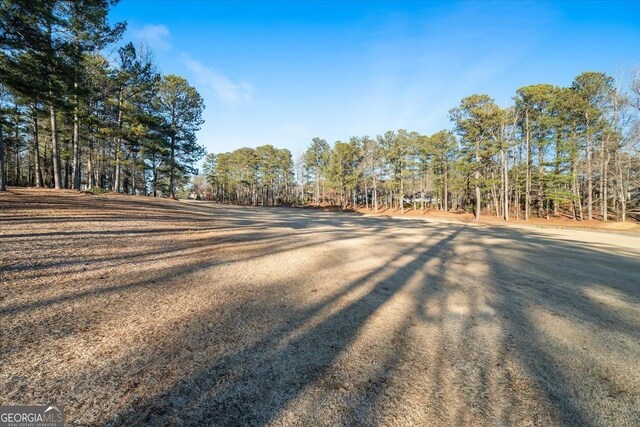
[537,145,544,218]
[49,102,62,189]
[113,88,123,193]
[503,146,509,221]
[603,151,609,221]
[46,17,62,189]
[400,168,404,214]
[64,155,69,189]
[71,116,80,189]
[33,108,44,187]
[619,154,627,222]
[373,172,378,212]
[587,143,593,220]
[13,105,20,186]
[474,141,481,221]
[492,171,500,218]
[525,110,531,220]
[515,169,519,220]
[43,135,50,186]
[444,167,449,212]
[87,140,94,188]
[474,169,481,221]
[572,161,583,221]
[554,128,561,217]
[0,120,5,191]
[131,154,136,195]
[152,156,158,197]
[586,116,593,220]
[72,87,81,190]
[169,136,176,198]
[364,180,368,210]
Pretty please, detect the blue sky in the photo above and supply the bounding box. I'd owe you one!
[109,1,640,160]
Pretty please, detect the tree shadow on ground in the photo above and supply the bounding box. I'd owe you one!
[2,193,639,426]
[101,216,638,426]
[108,229,462,426]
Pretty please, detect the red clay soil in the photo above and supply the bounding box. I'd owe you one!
[353,206,640,232]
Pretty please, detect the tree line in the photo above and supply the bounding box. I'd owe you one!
[201,145,294,205]
[0,0,205,198]
[205,71,640,222]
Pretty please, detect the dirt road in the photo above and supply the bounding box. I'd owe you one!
[1,189,639,426]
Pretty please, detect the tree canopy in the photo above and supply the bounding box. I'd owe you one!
[206,71,640,222]
[0,0,205,196]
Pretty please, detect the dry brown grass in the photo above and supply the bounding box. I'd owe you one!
[1,188,639,426]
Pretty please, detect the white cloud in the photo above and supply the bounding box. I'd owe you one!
[133,24,172,51]
[181,53,252,104]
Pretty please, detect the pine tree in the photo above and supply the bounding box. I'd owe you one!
[305,137,330,205]
[155,74,205,198]
[450,94,502,221]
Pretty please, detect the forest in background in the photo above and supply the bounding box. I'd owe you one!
[202,72,640,222]
[2,1,639,222]
[0,0,205,198]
